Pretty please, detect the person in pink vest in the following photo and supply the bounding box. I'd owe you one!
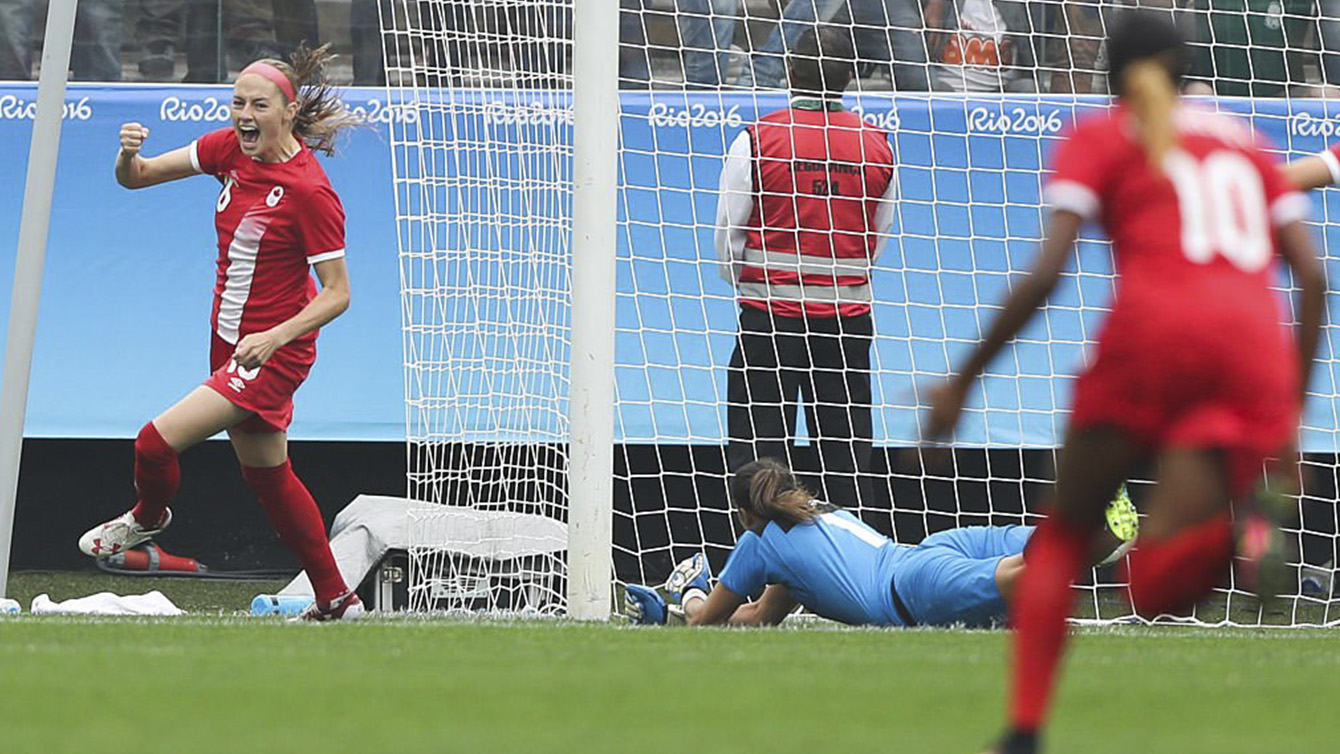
[715,25,897,511]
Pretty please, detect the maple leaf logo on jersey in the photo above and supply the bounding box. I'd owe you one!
[266,186,284,207]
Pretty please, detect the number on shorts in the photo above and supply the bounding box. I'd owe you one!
[1164,149,1271,272]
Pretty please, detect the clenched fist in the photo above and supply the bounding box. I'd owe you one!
[119,122,150,156]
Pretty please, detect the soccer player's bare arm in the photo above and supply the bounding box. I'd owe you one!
[233,257,351,369]
[682,583,747,626]
[683,583,795,627]
[727,584,799,626]
[114,122,198,189]
[1282,154,1336,191]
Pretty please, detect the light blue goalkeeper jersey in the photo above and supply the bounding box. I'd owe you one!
[718,508,910,626]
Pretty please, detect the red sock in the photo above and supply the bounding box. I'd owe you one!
[241,460,348,604]
[130,421,179,528]
[1009,516,1093,734]
[1125,515,1233,619]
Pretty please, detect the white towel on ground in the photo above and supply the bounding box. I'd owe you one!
[30,590,185,616]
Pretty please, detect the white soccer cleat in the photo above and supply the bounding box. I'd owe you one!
[292,590,365,622]
[78,509,172,558]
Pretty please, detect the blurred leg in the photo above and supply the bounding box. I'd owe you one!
[0,0,33,81]
[72,0,124,81]
[1124,449,1235,618]
[1007,425,1146,738]
[679,0,740,87]
[225,0,281,67]
[1320,0,1340,85]
[137,0,185,80]
[1048,0,1102,94]
[185,0,224,82]
[851,0,930,90]
[620,0,650,85]
[350,0,385,85]
[739,0,845,89]
[273,0,319,54]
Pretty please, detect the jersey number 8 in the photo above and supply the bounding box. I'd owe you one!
[217,175,235,213]
[1164,149,1271,273]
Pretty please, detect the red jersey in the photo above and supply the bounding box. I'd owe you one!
[737,106,895,318]
[190,127,346,347]
[1046,104,1308,356]
[1047,105,1311,490]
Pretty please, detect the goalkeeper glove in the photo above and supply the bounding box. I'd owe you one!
[624,584,667,625]
[665,553,712,606]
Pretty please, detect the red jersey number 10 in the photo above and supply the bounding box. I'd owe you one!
[1164,149,1271,273]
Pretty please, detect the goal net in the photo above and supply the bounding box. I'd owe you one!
[380,0,1340,626]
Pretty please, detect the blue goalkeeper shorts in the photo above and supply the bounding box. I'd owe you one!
[894,525,1034,629]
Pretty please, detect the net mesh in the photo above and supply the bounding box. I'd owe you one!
[382,0,1340,625]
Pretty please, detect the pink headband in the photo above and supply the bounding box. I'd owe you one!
[240,61,297,102]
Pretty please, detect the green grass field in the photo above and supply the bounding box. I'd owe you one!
[2,573,1338,754]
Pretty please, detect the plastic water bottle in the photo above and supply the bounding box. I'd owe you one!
[0,598,19,615]
[250,594,314,616]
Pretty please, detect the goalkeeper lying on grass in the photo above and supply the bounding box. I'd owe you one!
[626,458,1137,628]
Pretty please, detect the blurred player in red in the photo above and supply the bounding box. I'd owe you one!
[923,12,1324,754]
[78,45,364,621]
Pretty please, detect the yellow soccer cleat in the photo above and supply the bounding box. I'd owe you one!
[1098,484,1139,567]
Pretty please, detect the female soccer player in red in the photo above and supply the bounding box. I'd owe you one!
[924,13,1324,754]
[78,46,364,621]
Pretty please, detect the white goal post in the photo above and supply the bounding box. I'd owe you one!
[0,0,78,600]
[379,0,1340,626]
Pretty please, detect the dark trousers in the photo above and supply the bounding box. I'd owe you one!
[0,0,123,81]
[726,306,874,509]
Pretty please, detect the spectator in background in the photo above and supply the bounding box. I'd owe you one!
[1185,0,1312,97]
[850,0,933,89]
[350,0,391,85]
[138,1,318,84]
[621,0,742,87]
[1321,0,1340,90]
[183,0,284,83]
[1043,0,1240,95]
[925,0,1038,91]
[1045,0,1104,93]
[738,0,932,91]
[183,1,317,84]
[273,0,320,57]
[0,0,124,81]
[138,0,185,79]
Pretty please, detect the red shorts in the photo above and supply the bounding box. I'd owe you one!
[203,333,315,434]
[1070,329,1298,496]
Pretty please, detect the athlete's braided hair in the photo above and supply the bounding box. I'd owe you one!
[730,458,822,529]
[251,43,361,156]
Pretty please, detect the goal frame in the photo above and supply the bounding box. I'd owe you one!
[566,0,621,620]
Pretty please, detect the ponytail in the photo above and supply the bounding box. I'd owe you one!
[252,43,362,156]
[730,459,821,528]
[1123,60,1178,171]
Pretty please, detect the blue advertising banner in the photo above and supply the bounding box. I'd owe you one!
[3,86,1340,448]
